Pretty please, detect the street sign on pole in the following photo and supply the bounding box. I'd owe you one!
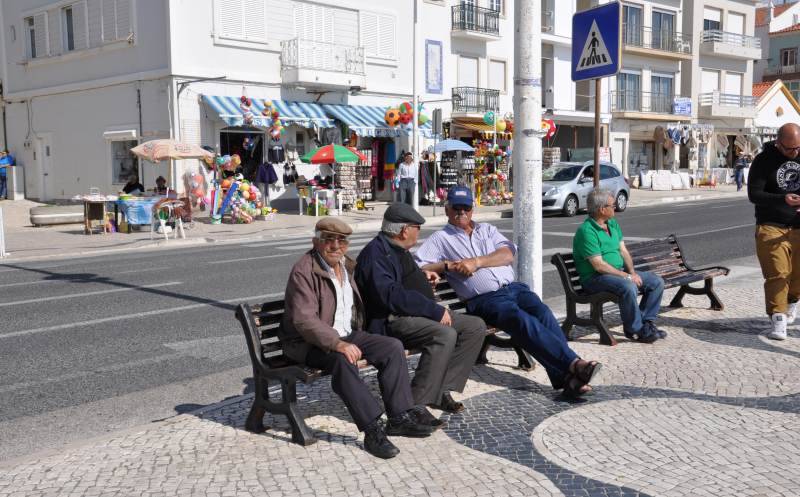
[571,2,622,82]
[572,2,622,187]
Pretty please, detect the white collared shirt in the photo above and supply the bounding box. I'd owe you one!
[317,254,353,338]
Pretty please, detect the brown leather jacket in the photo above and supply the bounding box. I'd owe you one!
[279,250,366,363]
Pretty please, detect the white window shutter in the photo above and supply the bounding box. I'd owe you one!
[48,9,61,56]
[377,14,395,59]
[294,2,310,41]
[102,0,116,41]
[72,1,88,49]
[360,11,378,57]
[34,13,48,57]
[218,0,244,39]
[323,7,334,44]
[244,0,266,40]
[87,0,103,47]
[115,0,131,40]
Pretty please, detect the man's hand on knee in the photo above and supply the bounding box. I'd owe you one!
[440,309,452,327]
[335,342,362,364]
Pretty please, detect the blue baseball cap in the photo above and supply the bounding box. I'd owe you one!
[447,186,474,207]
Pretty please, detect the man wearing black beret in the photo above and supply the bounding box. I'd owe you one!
[356,203,486,425]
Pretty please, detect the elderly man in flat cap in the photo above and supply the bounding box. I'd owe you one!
[355,203,486,422]
[282,217,435,460]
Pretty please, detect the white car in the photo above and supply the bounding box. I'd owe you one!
[542,161,630,217]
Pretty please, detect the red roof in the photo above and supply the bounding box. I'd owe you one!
[757,4,796,27]
[771,22,800,34]
[753,81,773,100]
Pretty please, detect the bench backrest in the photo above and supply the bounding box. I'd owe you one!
[551,234,685,293]
[236,279,466,371]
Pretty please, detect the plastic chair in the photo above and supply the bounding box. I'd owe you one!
[150,199,186,241]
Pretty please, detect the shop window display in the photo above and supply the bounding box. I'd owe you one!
[111,139,139,184]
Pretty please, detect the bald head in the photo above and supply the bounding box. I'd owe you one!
[777,124,800,159]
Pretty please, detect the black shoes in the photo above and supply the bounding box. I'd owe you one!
[645,321,667,339]
[410,406,445,429]
[624,328,658,344]
[428,392,465,413]
[386,410,437,437]
[363,419,400,459]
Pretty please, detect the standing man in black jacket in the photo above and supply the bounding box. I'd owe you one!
[748,123,800,340]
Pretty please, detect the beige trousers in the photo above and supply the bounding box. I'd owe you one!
[755,224,800,315]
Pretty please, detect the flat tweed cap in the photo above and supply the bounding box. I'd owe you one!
[315,217,353,236]
[383,202,426,225]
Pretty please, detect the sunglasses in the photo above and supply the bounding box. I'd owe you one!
[451,205,473,213]
[778,141,800,154]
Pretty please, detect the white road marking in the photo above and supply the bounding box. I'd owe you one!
[0,279,62,289]
[208,253,294,264]
[647,211,678,216]
[243,236,374,248]
[117,266,170,275]
[679,223,753,238]
[0,281,182,308]
[0,292,284,339]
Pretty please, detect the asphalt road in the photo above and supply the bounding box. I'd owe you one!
[0,195,757,462]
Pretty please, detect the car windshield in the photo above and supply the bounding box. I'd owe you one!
[543,165,583,181]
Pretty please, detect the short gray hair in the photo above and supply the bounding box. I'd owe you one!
[381,220,407,237]
[587,188,614,217]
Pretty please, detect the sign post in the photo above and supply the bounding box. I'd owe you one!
[572,2,622,186]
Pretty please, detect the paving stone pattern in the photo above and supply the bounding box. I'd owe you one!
[0,281,799,496]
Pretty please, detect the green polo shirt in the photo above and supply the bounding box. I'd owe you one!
[573,217,625,283]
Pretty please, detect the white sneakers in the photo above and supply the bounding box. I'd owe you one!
[788,302,798,324]
[768,313,788,341]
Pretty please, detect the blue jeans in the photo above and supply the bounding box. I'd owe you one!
[466,282,578,389]
[397,178,415,205]
[0,175,6,199]
[734,168,744,191]
[582,271,664,336]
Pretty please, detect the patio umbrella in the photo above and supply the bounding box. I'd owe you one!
[433,139,474,153]
[300,144,367,164]
[131,139,213,191]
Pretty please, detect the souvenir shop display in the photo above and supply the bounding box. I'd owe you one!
[473,140,512,206]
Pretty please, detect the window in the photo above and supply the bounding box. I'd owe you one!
[458,56,479,87]
[600,165,620,180]
[703,7,722,31]
[111,140,139,184]
[652,10,675,51]
[62,6,75,52]
[25,15,47,59]
[701,69,720,93]
[725,72,743,95]
[651,74,674,113]
[789,81,800,102]
[216,0,265,41]
[616,72,641,111]
[361,11,396,59]
[488,0,502,13]
[488,59,506,93]
[727,12,745,35]
[782,48,797,67]
[623,5,642,46]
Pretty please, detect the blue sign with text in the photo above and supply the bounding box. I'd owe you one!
[571,2,622,82]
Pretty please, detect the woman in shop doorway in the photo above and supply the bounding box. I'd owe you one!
[396,152,418,206]
[734,153,750,192]
[155,176,168,195]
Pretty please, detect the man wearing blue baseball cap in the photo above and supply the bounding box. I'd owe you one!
[416,186,602,399]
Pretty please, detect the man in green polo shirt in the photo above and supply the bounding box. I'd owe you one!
[573,188,665,343]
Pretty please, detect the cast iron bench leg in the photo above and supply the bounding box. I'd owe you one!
[592,302,617,346]
[669,286,688,308]
[245,376,269,434]
[561,299,577,341]
[513,345,536,371]
[282,379,317,446]
[475,337,491,365]
[705,279,724,311]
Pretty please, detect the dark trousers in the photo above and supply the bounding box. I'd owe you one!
[734,168,745,191]
[305,331,414,431]
[0,175,6,199]
[387,313,486,405]
[467,282,578,389]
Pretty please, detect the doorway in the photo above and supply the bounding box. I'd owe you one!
[220,128,264,181]
[36,134,54,200]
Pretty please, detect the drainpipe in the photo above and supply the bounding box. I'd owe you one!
[137,86,143,181]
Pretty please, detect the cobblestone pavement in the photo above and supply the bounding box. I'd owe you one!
[1,269,798,496]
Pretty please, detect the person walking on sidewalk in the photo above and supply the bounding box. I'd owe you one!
[281,217,435,459]
[573,188,666,343]
[734,153,750,192]
[396,152,418,206]
[0,150,13,200]
[356,203,486,417]
[748,123,800,340]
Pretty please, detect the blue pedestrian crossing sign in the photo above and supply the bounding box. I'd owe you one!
[571,2,622,82]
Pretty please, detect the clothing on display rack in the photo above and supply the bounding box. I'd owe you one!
[283,164,298,184]
[268,138,286,163]
[255,162,279,185]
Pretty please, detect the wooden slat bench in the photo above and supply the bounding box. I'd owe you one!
[235,280,536,446]
[551,234,729,346]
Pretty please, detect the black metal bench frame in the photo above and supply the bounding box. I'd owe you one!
[235,279,536,446]
[551,233,730,346]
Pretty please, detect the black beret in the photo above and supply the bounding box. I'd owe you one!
[383,202,426,225]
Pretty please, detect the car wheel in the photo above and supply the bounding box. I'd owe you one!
[562,195,579,217]
[615,191,628,212]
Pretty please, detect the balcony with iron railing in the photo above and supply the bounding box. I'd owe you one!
[698,92,756,119]
[763,63,800,79]
[610,91,691,119]
[699,30,761,60]
[280,38,366,90]
[622,25,692,59]
[451,87,500,115]
[451,4,500,39]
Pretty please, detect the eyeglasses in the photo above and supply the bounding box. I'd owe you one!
[778,141,800,154]
[451,205,473,213]
[319,235,350,244]
[603,202,616,209]
[406,224,421,231]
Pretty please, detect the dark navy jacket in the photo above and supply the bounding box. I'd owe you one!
[355,233,447,335]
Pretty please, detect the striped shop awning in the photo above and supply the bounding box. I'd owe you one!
[201,95,334,129]
[322,104,436,138]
